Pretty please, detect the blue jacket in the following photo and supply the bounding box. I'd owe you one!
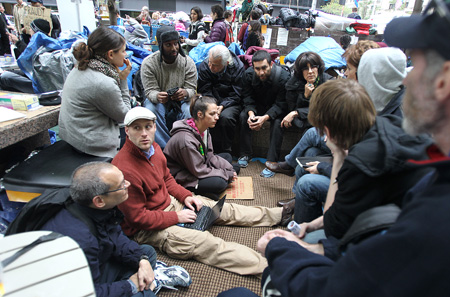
[42,204,142,297]
[266,145,450,296]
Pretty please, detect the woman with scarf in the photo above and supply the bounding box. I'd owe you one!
[164,95,240,201]
[281,51,333,131]
[59,26,132,158]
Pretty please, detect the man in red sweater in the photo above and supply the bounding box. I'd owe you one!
[112,107,293,275]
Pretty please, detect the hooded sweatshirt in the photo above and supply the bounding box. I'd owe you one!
[323,115,432,239]
[124,18,150,46]
[164,119,235,188]
[358,47,407,114]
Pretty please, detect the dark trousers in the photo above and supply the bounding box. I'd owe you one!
[209,105,241,154]
[187,153,239,201]
[99,244,157,297]
[239,110,284,162]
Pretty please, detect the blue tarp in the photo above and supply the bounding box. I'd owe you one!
[284,36,347,69]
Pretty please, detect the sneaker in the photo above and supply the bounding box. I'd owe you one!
[260,168,275,178]
[153,260,192,292]
[238,156,250,168]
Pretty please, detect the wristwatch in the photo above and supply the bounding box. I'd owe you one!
[140,255,150,262]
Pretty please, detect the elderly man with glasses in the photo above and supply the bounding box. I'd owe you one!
[42,162,158,297]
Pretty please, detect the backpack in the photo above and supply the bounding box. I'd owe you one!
[133,66,146,103]
[5,187,98,238]
[225,23,235,47]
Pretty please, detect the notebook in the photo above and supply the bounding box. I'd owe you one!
[177,196,226,231]
[296,156,333,168]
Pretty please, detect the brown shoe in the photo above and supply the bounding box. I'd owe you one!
[277,197,295,207]
[280,199,295,226]
[265,161,295,176]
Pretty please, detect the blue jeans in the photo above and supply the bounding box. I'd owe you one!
[144,99,191,149]
[100,244,157,297]
[285,127,331,169]
[293,164,329,223]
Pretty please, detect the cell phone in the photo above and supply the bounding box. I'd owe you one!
[302,164,312,169]
[251,118,257,123]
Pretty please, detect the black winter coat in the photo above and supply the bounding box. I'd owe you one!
[324,115,432,239]
[241,64,290,119]
[197,51,245,108]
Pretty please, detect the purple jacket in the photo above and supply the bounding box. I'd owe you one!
[204,18,227,43]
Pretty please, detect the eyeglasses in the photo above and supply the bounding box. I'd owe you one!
[100,180,128,195]
[423,0,450,26]
[301,65,319,72]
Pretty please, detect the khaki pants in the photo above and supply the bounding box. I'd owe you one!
[134,196,282,275]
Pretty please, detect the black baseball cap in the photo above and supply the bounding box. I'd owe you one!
[384,0,450,60]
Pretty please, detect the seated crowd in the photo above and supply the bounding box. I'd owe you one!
[4,2,450,296]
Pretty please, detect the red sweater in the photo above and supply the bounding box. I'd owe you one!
[112,138,192,235]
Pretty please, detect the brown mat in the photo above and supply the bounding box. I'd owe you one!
[158,160,295,297]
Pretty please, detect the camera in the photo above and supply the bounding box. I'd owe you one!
[167,87,179,99]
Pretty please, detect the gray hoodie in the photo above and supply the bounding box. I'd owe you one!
[124,18,149,46]
[358,47,407,113]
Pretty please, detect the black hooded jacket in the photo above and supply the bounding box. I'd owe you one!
[324,115,433,239]
[241,64,290,119]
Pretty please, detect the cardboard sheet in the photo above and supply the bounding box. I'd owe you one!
[222,176,254,200]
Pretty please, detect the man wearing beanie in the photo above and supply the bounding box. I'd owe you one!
[0,18,51,94]
[140,25,197,149]
[27,0,61,39]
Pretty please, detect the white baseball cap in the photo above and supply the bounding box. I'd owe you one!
[124,107,157,126]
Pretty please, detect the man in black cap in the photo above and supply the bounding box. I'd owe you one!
[140,25,197,149]
[27,0,60,39]
[217,1,450,296]
[0,18,51,93]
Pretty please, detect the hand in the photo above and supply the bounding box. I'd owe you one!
[305,161,320,174]
[217,105,224,116]
[118,58,132,80]
[249,115,268,131]
[172,88,188,101]
[184,196,203,211]
[137,259,155,291]
[176,208,197,223]
[298,217,323,239]
[280,111,298,128]
[157,92,169,104]
[246,111,256,126]
[257,229,318,256]
[325,136,348,159]
[8,33,18,44]
[304,82,315,98]
[232,171,238,181]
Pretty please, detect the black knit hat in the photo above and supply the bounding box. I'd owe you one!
[30,18,51,35]
[156,25,185,58]
[28,0,43,4]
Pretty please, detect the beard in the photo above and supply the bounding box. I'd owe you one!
[161,47,178,63]
[402,89,444,136]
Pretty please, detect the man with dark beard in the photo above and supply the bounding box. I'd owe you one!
[140,25,197,149]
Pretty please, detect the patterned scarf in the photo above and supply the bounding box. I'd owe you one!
[87,55,120,86]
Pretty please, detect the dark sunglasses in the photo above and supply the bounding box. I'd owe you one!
[301,65,319,71]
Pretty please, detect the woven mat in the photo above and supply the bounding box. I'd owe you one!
[157,160,295,297]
